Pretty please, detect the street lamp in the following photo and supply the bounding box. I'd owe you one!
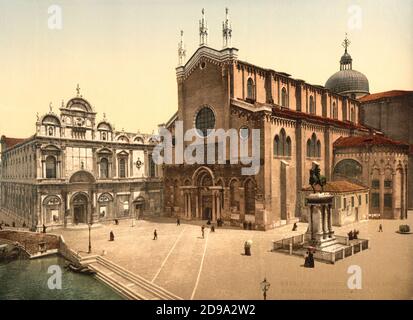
[260,278,270,300]
[88,222,92,254]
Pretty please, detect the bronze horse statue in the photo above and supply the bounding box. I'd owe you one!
[309,164,327,193]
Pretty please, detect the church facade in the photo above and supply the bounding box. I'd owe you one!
[0,89,162,230]
[161,9,409,230]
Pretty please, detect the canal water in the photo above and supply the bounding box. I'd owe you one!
[0,255,123,300]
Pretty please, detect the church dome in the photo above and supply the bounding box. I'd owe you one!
[325,69,369,96]
[325,34,369,98]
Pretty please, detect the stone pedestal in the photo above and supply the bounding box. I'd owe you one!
[305,193,334,247]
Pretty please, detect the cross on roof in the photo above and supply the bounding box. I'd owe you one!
[342,33,351,52]
[76,84,81,96]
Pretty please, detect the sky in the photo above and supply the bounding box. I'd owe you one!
[0,0,412,138]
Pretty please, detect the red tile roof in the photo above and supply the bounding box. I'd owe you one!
[271,107,369,131]
[302,180,368,193]
[1,136,30,150]
[358,90,413,103]
[333,134,409,149]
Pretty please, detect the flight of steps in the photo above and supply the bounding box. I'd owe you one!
[85,256,182,300]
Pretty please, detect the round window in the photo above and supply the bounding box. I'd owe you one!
[195,107,215,136]
[239,126,249,140]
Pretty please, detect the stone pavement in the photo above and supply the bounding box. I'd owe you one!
[48,213,413,299]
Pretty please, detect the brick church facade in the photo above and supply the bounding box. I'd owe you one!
[161,9,409,230]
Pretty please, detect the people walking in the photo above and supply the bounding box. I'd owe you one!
[211,224,215,232]
[177,218,180,226]
[42,224,47,234]
[378,224,383,232]
[109,231,115,241]
[201,225,205,239]
[292,222,298,231]
[153,229,158,240]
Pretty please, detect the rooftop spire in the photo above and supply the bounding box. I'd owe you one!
[340,33,353,70]
[178,30,186,66]
[222,7,232,48]
[342,33,351,53]
[76,83,81,97]
[199,8,208,46]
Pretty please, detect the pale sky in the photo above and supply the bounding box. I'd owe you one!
[0,0,412,138]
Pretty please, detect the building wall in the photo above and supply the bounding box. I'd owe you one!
[333,147,409,219]
[360,94,413,209]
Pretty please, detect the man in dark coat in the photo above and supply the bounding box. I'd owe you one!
[109,231,115,241]
[153,229,158,240]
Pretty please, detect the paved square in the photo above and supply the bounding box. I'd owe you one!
[54,214,413,300]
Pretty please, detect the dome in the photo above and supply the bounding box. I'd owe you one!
[340,52,352,65]
[325,69,369,96]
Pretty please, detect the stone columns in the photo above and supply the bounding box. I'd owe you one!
[305,193,334,245]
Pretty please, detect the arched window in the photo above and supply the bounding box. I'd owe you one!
[281,87,288,107]
[100,158,109,178]
[102,132,107,141]
[286,137,292,157]
[247,78,255,100]
[274,135,280,156]
[119,158,126,178]
[274,129,292,157]
[309,96,315,114]
[306,139,312,157]
[307,133,321,158]
[316,140,321,157]
[45,156,57,179]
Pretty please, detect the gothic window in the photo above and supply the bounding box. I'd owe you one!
[247,78,255,100]
[119,158,126,178]
[309,96,315,114]
[274,129,292,157]
[195,107,215,137]
[45,156,57,179]
[286,137,292,157]
[281,87,288,107]
[306,139,312,157]
[100,158,109,178]
[306,133,320,158]
[274,135,280,156]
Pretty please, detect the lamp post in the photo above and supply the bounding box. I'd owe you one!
[260,278,270,300]
[88,222,92,254]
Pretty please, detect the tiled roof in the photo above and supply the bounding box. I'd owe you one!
[333,134,409,148]
[302,180,368,193]
[271,107,369,131]
[231,98,370,132]
[1,136,30,150]
[358,90,413,103]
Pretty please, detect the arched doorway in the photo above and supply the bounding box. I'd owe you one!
[72,193,89,224]
[133,196,146,219]
[192,167,215,220]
